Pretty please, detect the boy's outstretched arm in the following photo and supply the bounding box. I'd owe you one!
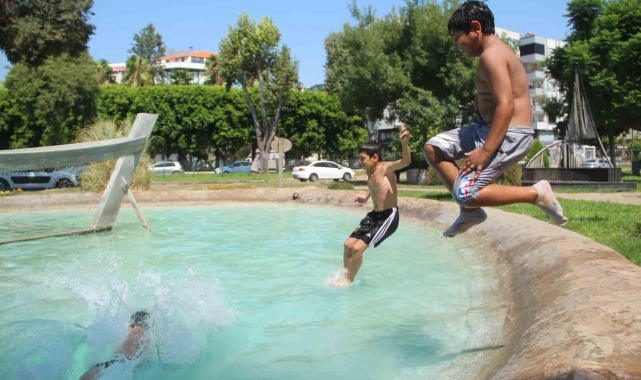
[460,54,514,178]
[386,125,411,173]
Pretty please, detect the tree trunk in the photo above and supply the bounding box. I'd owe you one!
[607,124,616,168]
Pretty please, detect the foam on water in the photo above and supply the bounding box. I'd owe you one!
[0,204,503,379]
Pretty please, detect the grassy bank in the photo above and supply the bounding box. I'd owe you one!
[398,190,641,265]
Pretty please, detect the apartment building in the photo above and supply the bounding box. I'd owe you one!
[108,49,216,85]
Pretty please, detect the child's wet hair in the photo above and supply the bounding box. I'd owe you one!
[448,1,495,36]
[359,141,382,160]
[129,311,150,330]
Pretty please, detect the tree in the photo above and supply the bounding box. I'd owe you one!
[125,56,153,88]
[278,90,368,159]
[129,23,166,84]
[0,0,95,66]
[5,53,100,148]
[214,13,299,172]
[325,0,476,150]
[204,55,222,85]
[96,59,115,84]
[168,69,193,85]
[545,0,641,166]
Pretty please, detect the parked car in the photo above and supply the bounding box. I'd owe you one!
[149,161,184,175]
[0,168,81,191]
[581,158,611,168]
[215,161,252,174]
[291,160,355,182]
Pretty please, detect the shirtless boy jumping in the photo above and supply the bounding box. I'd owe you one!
[333,126,410,286]
[424,1,568,237]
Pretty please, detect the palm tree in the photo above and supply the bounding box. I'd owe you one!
[204,54,222,85]
[168,69,193,85]
[96,59,115,84]
[125,55,153,87]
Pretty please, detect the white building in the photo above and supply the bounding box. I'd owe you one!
[161,51,216,84]
[518,33,566,145]
[108,50,217,85]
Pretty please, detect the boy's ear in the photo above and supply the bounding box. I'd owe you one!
[470,20,482,34]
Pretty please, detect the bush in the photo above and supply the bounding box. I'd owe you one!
[328,181,354,190]
[628,140,641,161]
[525,139,550,168]
[74,119,152,192]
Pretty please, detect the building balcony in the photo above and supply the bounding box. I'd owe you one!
[530,88,545,97]
[533,121,555,131]
[521,54,546,63]
[162,62,206,71]
[527,70,546,80]
[531,104,545,114]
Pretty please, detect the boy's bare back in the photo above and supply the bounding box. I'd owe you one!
[475,37,532,128]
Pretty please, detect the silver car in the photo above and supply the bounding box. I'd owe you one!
[0,168,81,191]
[581,158,611,168]
[149,161,185,175]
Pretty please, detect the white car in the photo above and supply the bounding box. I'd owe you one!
[149,161,184,175]
[292,161,355,182]
[0,168,81,191]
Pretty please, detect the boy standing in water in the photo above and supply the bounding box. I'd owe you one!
[333,126,410,287]
[424,1,567,237]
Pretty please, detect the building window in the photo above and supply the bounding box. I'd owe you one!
[191,57,204,63]
[520,43,545,56]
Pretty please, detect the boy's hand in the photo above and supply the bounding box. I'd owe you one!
[460,148,492,178]
[354,195,367,206]
[399,125,409,144]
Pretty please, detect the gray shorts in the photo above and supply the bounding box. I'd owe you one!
[425,122,534,204]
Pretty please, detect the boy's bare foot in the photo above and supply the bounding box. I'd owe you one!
[332,277,351,287]
[534,180,568,226]
[443,208,488,237]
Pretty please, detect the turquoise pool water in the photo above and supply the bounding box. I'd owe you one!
[0,204,499,379]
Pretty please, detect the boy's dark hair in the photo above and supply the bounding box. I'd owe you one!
[129,311,150,330]
[448,1,495,36]
[359,141,382,160]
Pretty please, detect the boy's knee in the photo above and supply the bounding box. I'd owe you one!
[452,174,480,206]
[344,240,355,251]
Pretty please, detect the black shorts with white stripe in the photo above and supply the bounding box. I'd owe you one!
[349,207,399,248]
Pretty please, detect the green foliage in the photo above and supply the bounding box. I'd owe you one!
[541,97,566,124]
[125,55,153,87]
[325,0,476,137]
[628,140,641,161]
[5,53,100,148]
[96,59,115,84]
[496,164,523,186]
[129,23,166,84]
[525,139,550,167]
[129,23,166,63]
[328,181,355,190]
[74,119,152,192]
[0,88,10,150]
[168,69,193,85]
[215,13,300,171]
[278,90,368,159]
[0,0,95,66]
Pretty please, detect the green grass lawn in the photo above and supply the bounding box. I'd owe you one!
[398,190,641,265]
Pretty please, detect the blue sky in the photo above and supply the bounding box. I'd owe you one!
[0,0,570,86]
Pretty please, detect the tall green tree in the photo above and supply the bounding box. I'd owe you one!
[325,0,476,147]
[214,13,299,172]
[204,55,222,85]
[96,59,115,84]
[125,56,153,88]
[129,23,166,84]
[0,0,95,66]
[5,53,100,148]
[545,0,641,166]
